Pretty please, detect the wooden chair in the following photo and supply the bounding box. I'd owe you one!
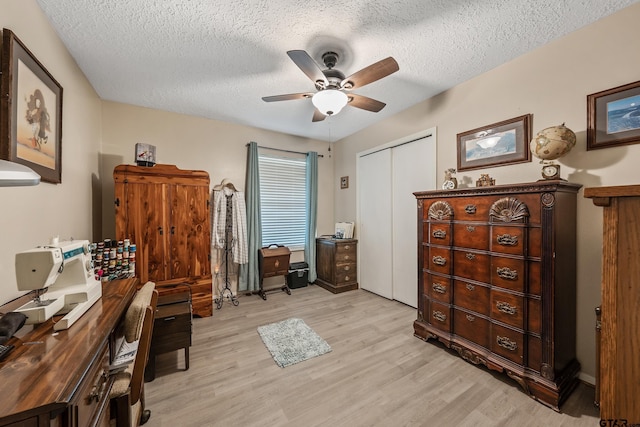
[110,282,158,427]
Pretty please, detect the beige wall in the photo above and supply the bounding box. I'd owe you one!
[0,0,103,304]
[333,3,640,382]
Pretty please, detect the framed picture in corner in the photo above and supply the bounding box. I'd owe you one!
[1,28,63,184]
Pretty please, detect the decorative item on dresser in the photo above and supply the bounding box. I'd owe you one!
[114,164,213,317]
[584,184,640,425]
[315,237,358,293]
[414,181,582,410]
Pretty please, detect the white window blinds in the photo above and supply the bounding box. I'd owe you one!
[258,154,306,250]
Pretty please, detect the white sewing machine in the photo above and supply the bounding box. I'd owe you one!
[14,239,102,331]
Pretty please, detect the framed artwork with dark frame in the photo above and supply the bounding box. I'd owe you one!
[587,80,640,150]
[1,28,63,184]
[340,176,349,189]
[457,114,532,172]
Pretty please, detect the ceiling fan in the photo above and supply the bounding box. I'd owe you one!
[262,50,399,122]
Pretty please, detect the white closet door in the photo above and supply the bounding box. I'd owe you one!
[358,149,393,299]
[391,137,436,307]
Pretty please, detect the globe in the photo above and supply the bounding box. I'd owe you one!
[529,123,576,161]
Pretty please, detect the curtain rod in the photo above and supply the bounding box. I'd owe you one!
[247,143,324,158]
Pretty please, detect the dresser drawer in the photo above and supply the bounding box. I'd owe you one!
[74,343,110,427]
[335,242,356,262]
[490,256,525,292]
[426,273,452,304]
[427,246,451,275]
[491,323,524,364]
[429,301,451,333]
[453,249,490,283]
[450,196,500,221]
[490,289,524,330]
[152,301,192,354]
[491,225,526,255]
[453,223,489,250]
[335,262,356,284]
[427,222,452,246]
[453,280,489,316]
[454,309,489,348]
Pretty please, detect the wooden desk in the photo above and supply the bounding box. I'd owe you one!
[584,184,640,424]
[0,278,137,427]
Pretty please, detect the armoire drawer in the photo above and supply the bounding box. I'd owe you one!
[429,301,451,333]
[427,246,451,275]
[490,289,524,330]
[453,223,489,251]
[335,263,356,284]
[491,225,526,256]
[426,273,452,304]
[453,249,490,282]
[490,256,525,292]
[491,323,524,365]
[454,309,489,348]
[453,280,490,316]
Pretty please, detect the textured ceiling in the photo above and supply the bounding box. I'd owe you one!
[36,0,638,142]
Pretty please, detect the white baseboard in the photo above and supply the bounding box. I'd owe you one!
[578,372,596,386]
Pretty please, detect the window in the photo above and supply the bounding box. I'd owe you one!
[258,154,306,250]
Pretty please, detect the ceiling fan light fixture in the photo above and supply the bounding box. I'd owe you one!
[312,89,348,116]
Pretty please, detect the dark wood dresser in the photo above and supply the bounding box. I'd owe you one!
[0,279,137,427]
[414,181,581,410]
[584,184,640,424]
[315,238,358,293]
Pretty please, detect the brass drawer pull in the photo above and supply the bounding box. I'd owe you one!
[344,265,350,271]
[466,225,476,232]
[466,283,475,291]
[466,253,476,260]
[345,275,350,281]
[432,229,447,239]
[496,335,518,351]
[433,311,447,322]
[466,314,475,322]
[465,205,477,214]
[497,234,519,246]
[497,267,518,280]
[432,283,446,294]
[344,255,350,260]
[163,316,176,321]
[496,301,517,315]
[344,245,350,250]
[433,256,447,266]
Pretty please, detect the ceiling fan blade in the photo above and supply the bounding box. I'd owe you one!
[262,93,313,102]
[347,93,386,112]
[341,57,399,90]
[287,50,328,87]
[312,109,326,122]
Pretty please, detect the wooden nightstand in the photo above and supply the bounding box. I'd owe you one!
[145,290,192,382]
[315,238,358,293]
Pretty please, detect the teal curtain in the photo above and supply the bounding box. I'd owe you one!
[239,141,262,291]
[304,151,318,282]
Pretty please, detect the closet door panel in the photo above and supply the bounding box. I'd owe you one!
[392,137,435,307]
[358,149,392,299]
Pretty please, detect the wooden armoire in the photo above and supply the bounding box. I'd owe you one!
[414,181,581,410]
[114,164,212,317]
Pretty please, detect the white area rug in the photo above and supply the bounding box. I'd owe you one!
[257,317,332,368]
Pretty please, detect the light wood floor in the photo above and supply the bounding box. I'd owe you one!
[144,285,600,426]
